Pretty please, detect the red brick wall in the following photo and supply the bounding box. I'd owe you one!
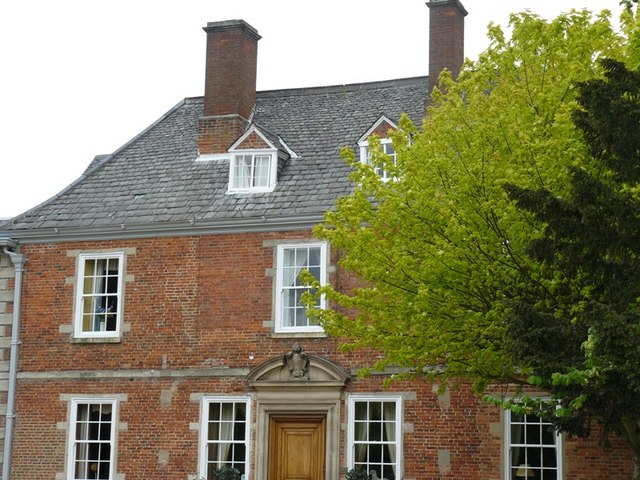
[236,131,271,150]
[370,121,395,139]
[11,233,635,479]
[198,115,250,155]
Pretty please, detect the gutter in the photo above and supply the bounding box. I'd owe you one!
[0,239,26,480]
[0,213,326,244]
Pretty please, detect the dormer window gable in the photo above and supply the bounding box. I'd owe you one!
[228,126,279,193]
[358,116,398,182]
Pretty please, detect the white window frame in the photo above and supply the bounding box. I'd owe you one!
[66,398,118,480]
[347,395,403,480]
[228,149,277,193]
[274,242,327,333]
[504,409,563,480]
[199,396,252,480]
[359,138,397,182]
[74,253,124,339]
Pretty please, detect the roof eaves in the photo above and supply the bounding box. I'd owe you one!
[0,213,326,244]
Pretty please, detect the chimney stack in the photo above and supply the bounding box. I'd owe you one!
[198,20,261,156]
[427,0,467,95]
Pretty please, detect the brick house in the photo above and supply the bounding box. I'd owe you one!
[0,1,633,479]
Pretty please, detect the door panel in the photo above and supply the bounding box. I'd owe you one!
[268,415,326,480]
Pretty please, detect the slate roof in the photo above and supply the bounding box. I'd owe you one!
[1,76,427,236]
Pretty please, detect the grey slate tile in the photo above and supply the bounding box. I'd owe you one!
[4,77,427,231]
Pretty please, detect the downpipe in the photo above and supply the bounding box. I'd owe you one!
[1,246,26,480]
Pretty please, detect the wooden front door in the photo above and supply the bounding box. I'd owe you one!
[268,415,326,480]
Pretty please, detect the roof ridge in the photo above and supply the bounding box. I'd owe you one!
[184,76,428,102]
[257,76,428,98]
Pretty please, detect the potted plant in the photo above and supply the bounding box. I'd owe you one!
[345,467,370,480]
[214,465,242,480]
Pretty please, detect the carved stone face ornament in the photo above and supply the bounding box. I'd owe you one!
[285,343,309,379]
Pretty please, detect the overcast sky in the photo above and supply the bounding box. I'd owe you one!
[0,0,626,219]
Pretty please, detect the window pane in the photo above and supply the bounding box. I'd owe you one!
[208,421,220,442]
[209,403,221,422]
[254,155,271,187]
[542,447,557,467]
[382,402,396,421]
[383,422,396,442]
[526,423,540,445]
[283,248,295,267]
[207,462,217,480]
[294,306,307,327]
[355,402,368,421]
[282,305,294,327]
[235,403,246,422]
[364,146,372,163]
[220,403,234,421]
[385,444,396,464]
[233,155,252,189]
[369,443,382,461]
[369,421,382,441]
[308,247,320,266]
[369,402,382,421]
[382,464,396,480]
[83,276,96,296]
[308,266,321,281]
[282,266,295,288]
[541,425,556,445]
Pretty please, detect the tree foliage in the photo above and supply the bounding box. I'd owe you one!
[504,58,640,463]
[310,5,640,465]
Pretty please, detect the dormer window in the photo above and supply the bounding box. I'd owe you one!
[226,125,286,193]
[361,139,397,181]
[358,115,398,182]
[230,152,275,191]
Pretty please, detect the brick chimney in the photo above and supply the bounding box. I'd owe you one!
[427,0,467,95]
[198,20,261,156]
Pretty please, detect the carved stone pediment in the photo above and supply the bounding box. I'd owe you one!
[247,344,349,389]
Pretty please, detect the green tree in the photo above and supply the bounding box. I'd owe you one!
[504,58,640,476]
[310,6,640,474]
